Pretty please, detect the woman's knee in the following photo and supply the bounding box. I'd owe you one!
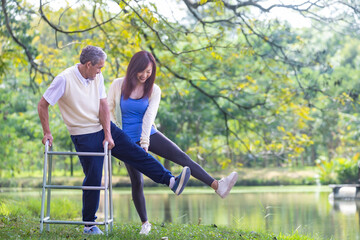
[130,174,144,189]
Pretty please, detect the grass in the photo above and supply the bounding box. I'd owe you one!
[0,198,320,240]
[0,216,319,240]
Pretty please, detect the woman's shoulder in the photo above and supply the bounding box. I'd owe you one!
[110,77,125,90]
[153,83,161,93]
[112,77,125,85]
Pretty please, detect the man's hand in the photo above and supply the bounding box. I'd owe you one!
[142,146,148,153]
[42,133,54,146]
[103,135,115,150]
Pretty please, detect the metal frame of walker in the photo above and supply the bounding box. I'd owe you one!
[40,140,114,234]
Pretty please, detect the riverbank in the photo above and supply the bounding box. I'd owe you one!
[0,167,318,188]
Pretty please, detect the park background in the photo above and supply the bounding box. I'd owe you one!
[1,0,360,239]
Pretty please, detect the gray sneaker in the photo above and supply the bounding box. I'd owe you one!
[215,172,238,198]
[83,226,103,235]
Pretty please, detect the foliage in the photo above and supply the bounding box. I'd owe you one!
[316,155,359,184]
[335,158,359,184]
[0,0,360,177]
[316,157,338,184]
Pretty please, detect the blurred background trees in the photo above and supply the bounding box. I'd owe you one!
[1,0,360,184]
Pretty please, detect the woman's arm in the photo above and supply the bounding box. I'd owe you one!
[140,84,161,151]
[107,78,123,126]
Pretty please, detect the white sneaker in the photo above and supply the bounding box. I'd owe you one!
[215,172,238,198]
[139,221,152,235]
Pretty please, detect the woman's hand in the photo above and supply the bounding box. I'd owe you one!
[142,146,148,153]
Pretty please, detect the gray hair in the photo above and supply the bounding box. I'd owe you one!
[80,45,107,65]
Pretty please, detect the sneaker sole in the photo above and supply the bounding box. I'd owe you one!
[175,166,190,195]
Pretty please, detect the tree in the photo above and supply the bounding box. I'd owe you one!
[1,0,360,175]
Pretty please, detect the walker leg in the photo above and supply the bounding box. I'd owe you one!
[109,150,113,232]
[104,144,109,234]
[46,146,53,232]
[40,142,49,233]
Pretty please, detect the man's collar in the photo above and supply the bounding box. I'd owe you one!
[75,64,90,84]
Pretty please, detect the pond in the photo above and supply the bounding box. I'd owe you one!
[1,186,359,239]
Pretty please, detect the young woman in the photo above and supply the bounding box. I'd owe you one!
[107,51,238,235]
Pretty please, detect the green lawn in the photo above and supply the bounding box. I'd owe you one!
[0,217,318,240]
[0,195,321,240]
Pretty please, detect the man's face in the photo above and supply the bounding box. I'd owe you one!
[85,59,105,80]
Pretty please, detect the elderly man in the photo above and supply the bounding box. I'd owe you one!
[38,45,190,235]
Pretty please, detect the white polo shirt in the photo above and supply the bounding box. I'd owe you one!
[43,63,106,106]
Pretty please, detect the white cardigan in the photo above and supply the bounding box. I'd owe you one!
[107,77,161,148]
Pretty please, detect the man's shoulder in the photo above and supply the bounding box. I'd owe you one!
[58,65,76,78]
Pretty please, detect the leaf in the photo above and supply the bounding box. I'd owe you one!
[277,126,285,132]
[353,153,360,162]
[32,36,40,44]
[298,107,315,121]
[220,159,231,169]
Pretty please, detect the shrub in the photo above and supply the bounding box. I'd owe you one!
[335,158,358,184]
[316,156,359,184]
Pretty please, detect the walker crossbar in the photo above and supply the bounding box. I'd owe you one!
[40,140,114,234]
[43,219,114,225]
[48,151,106,156]
[44,185,106,190]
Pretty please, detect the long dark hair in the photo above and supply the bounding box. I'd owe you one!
[122,51,156,99]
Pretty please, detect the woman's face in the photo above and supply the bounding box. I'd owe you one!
[137,63,153,84]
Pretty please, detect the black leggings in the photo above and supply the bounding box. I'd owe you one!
[124,131,215,222]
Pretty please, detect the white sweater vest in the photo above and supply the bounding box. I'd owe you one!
[58,66,102,135]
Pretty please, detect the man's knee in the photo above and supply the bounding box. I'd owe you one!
[83,168,103,185]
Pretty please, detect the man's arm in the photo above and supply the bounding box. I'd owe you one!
[38,97,53,146]
[99,98,115,149]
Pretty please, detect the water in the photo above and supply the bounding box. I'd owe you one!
[1,186,359,239]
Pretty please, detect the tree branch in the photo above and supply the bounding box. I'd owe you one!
[1,0,54,78]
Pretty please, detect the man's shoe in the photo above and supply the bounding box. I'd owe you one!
[171,166,191,195]
[139,221,152,235]
[83,226,104,235]
[215,171,238,198]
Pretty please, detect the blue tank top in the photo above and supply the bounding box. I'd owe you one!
[120,95,157,143]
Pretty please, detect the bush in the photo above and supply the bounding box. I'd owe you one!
[316,156,359,184]
[316,156,338,184]
[335,158,358,184]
